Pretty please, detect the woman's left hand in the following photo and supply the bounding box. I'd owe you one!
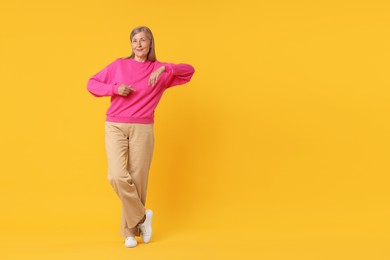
[148,66,165,87]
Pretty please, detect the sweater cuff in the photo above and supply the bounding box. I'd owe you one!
[112,83,119,95]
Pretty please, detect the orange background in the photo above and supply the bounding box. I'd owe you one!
[1,0,389,259]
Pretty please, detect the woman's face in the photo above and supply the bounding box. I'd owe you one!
[132,31,151,61]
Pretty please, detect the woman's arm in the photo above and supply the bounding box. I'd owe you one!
[149,62,195,89]
[87,61,119,97]
[164,63,195,88]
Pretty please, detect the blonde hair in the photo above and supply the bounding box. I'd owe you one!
[126,26,156,61]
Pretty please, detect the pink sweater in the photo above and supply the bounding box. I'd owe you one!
[87,58,195,123]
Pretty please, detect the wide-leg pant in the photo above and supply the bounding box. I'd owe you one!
[105,122,154,237]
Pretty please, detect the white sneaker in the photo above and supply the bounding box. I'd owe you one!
[139,209,153,243]
[124,236,138,248]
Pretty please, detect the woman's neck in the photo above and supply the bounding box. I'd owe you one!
[134,56,147,62]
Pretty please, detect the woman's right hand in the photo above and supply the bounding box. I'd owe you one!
[117,84,135,96]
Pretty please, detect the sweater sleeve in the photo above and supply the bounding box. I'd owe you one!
[161,63,195,89]
[87,60,119,97]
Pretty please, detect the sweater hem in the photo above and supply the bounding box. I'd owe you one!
[106,116,154,124]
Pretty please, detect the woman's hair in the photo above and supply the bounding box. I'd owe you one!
[126,26,156,61]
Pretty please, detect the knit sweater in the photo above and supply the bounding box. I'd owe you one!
[87,58,195,123]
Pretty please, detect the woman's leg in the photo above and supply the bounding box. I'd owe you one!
[105,122,146,237]
[125,123,155,236]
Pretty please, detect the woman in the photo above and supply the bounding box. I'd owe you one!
[87,26,195,248]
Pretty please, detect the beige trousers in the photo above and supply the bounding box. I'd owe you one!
[105,122,154,237]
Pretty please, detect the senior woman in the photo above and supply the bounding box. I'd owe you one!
[87,26,195,248]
